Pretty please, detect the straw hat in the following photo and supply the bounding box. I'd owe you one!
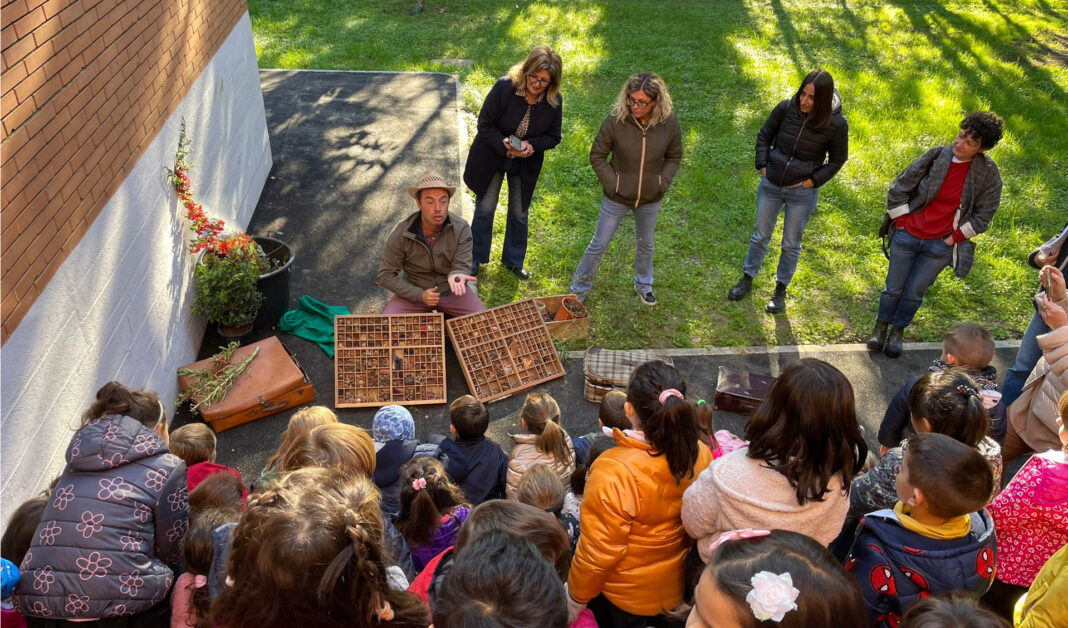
[408,171,456,199]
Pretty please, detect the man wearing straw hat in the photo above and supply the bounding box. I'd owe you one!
[378,171,485,316]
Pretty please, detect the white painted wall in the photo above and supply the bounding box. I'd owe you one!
[0,12,271,523]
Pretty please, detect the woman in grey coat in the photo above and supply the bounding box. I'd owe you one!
[868,111,1004,358]
[14,382,188,625]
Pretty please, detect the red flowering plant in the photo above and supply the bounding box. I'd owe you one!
[166,120,258,258]
[167,120,268,329]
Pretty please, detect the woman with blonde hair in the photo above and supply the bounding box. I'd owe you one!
[464,45,563,280]
[570,72,683,306]
[507,393,575,499]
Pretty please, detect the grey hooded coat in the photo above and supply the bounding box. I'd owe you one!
[14,414,188,620]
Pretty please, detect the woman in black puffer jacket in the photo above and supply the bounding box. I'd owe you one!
[727,69,849,313]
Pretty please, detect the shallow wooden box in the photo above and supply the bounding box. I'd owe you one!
[446,299,566,403]
[534,294,590,341]
[334,313,446,408]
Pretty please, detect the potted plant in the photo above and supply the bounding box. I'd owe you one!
[167,121,295,334]
[192,242,265,337]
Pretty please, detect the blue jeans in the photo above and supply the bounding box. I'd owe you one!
[472,170,526,269]
[876,229,954,327]
[1001,309,1050,407]
[741,177,819,285]
[570,195,661,297]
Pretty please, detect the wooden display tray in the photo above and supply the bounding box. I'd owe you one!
[334,313,446,408]
[446,299,566,403]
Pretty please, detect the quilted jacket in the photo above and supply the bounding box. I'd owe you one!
[568,429,712,616]
[1008,321,1068,453]
[505,432,575,500]
[755,90,848,188]
[1016,541,1068,627]
[845,508,996,628]
[14,415,188,620]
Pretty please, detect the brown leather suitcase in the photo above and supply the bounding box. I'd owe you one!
[177,336,315,432]
[583,347,675,403]
[713,366,776,416]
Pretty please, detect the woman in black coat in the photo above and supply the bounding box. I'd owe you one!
[727,68,849,313]
[463,45,562,280]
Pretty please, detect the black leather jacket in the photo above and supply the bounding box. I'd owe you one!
[755,90,848,188]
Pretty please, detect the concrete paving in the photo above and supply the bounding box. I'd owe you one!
[171,71,1022,482]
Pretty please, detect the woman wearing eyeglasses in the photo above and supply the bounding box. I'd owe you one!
[463,45,563,281]
[727,69,849,314]
[569,72,683,306]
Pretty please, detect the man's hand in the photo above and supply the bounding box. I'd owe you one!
[943,235,956,246]
[801,178,815,188]
[760,167,766,176]
[448,273,477,296]
[421,287,440,307]
[1041,265,1067,302]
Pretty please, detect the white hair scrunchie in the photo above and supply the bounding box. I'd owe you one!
[746,571,800,622]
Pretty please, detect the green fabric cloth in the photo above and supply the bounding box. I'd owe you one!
[277,295,350,357]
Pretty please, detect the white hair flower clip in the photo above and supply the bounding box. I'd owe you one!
[746,571,799,622]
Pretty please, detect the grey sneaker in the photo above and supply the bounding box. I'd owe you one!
[635,285,657,306]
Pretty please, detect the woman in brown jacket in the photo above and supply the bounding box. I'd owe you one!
[569,73,683,307]
[566,360,712,627]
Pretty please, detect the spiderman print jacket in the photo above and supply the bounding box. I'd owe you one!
[14,414,188,620]
[845,508,996,628]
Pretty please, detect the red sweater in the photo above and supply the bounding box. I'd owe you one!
[186,461,249,502]
[897,159,971,242]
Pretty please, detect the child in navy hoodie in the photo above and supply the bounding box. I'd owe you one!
[429,395,507,504]
[846,432,997,628]
[878,323,1006,451]
[372,405,467,517]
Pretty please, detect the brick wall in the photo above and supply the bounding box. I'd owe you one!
[0,0,247,343]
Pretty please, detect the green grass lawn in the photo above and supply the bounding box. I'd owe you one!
[249,0,1068,349]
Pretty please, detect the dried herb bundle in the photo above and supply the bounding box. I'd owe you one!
[177,342,260,411]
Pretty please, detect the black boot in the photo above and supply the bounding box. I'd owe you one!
[884,326,905,359]
[728,275,753,301]
[866,322,889,351]
[765,282,787,314]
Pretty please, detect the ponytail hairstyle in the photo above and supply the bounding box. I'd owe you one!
[264,406,339,472]
[181,507,239,627]
[745,359,867,504]
[698,530,866,628]
[394,457,469,547]
[627,360,700,484]
[907,369,989,447]
[570,435,616,496]
[520,393,573,470]
[82,381,163,429]
[516,463,565,515]
[695,398,716,449]
[214,468,428,628]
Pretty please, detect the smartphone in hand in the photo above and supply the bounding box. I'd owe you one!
[507,135,523,151]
